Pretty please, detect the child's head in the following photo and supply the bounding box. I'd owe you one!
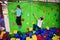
[16,5,20,9]
[40,16,44,20]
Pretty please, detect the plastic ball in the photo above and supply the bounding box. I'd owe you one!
[52,35,59,40]
[9,32,13,34]
[2,33,8,39]
[10,38,16,40]
[29,28,33,31]
[37,35,43,40]
[29,32,33,38]
[13,30,17,34]
[14,34,20,38]
[26,37,30,40]
[16,38,20,40]
[32,35,37,40]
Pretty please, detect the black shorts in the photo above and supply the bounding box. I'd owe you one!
[16,16,22,25]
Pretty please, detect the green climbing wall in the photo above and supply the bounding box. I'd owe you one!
[8,1,59,33]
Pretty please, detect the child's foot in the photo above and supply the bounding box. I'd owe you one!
[18,25,22,28]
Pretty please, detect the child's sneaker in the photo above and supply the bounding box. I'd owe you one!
[18,25,22,28]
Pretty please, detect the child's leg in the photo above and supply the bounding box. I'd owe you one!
[33,24,38,31]
[16,16,21,28]
[20,16,22,26]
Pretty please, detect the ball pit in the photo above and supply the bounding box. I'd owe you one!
[0,27,60,40]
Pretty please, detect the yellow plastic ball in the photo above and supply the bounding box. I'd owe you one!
[13,30,17,34]
[11,38,16,40]
[32,35,37,40]
[52,34,60,40]
[16,38,20,40]
[29,28,33,31]
[26,37,30,40]
[0,31,6,38]
[9,32,13,34]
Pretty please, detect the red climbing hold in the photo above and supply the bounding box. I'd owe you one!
[21,18,24,21]
[26,28,29,30]
[43,10,46,13]
[51,8,55,11]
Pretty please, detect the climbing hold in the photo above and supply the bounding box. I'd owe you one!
[51,8,55,11]
[52,22,55,25]
[10,10,14,13]
[43,10,46,13]
[56,19,58,22]
[26,28,29,30]
[21,18,24,21]
[47,22,50,24]
[48,13,49,15]
[26,22,29,25]
[27,14,30,16]
[32,21,35,24]
[46,26,49,30]
[12,22,15,26]
[54,14,57,16]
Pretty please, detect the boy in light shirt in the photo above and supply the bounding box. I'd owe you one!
[33,13,44,30]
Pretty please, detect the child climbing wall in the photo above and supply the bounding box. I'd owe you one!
[8,1,59,33]
[11,5,23,29]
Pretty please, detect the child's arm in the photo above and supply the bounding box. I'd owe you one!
[33,13,38,20]
[11,10,16,16]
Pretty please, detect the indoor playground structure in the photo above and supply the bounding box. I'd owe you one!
[0,1,60,40]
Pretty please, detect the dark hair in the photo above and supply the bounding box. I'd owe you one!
[17,5,20,8]
[40,17,44,20]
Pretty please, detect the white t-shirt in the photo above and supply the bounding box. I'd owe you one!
[37,19,43,28]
